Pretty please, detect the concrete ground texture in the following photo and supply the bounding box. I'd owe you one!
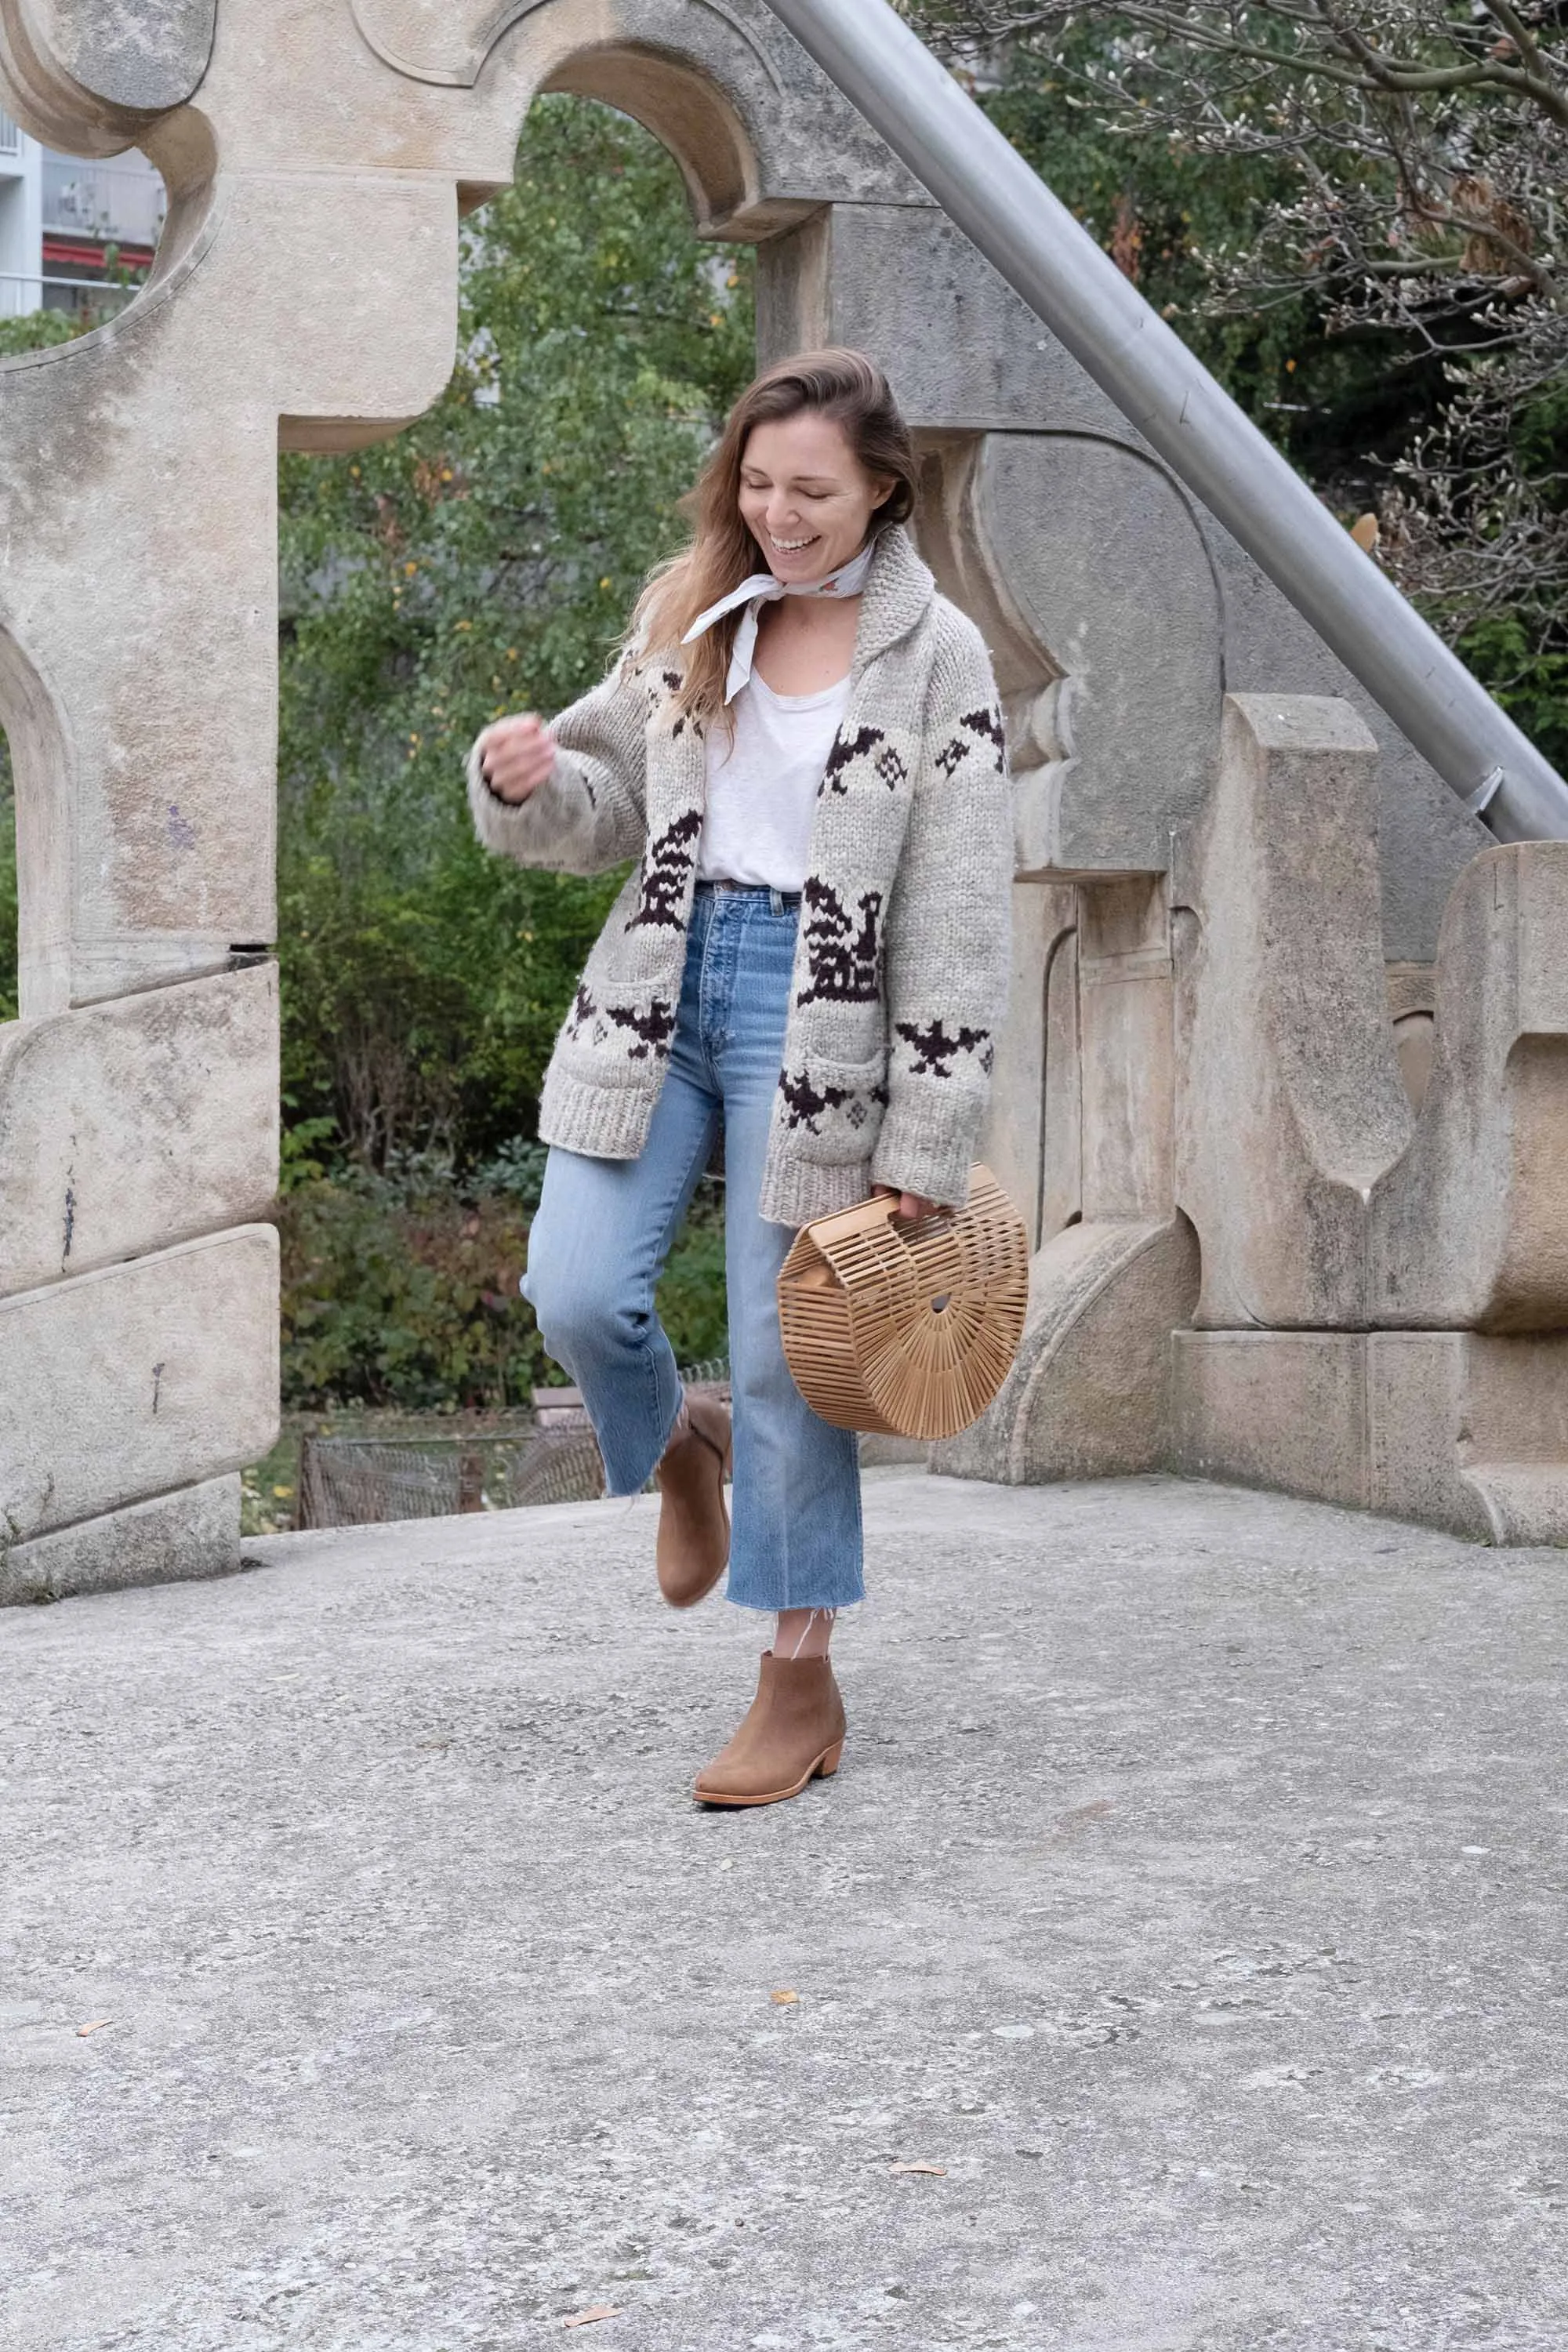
[2,1467,1565,2351]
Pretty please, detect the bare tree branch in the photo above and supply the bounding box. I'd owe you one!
[906,0,1568,646]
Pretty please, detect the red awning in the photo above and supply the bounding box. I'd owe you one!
[42,237,155,271]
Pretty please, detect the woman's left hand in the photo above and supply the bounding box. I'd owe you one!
[873,1182,942,1222]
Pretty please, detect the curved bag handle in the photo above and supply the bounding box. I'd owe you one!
[802,1187,960,1290]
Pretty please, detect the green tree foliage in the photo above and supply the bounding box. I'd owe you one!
[278,94,755,1172]
[275,1146,727,1410]
[270,94,753,1399]
[0,310,83,358]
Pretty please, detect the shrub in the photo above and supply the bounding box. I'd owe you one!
[278,1156,728,1410]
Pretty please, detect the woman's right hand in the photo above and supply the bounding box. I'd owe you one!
[478,713,557,804]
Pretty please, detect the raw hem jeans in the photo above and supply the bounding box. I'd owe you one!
[522,882,865,1613]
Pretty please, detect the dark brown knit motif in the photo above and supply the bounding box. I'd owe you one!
[606,999,676,1061]
[935,703,1007,780]
[627,808,702,931]
[779,1067,848,1134]
[780,1063,888,1135]
[796,879,883,1007]
[820,724,907,797]
[895,1018,994,1078]
[567,982,674,1062]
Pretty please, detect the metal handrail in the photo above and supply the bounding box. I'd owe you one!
[763,0,1568,843]
[0,272,140,291]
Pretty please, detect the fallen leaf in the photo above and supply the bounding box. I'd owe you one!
[771,1989,799,2005]
[1057,1799,1115,1831]
[564,2308,622,2330]
[890,2161,947,2176]
[76,2019,113,2038]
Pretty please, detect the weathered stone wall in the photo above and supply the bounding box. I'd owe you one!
[2,0,1563,1594]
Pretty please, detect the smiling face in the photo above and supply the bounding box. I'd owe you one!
[738,410,896,585]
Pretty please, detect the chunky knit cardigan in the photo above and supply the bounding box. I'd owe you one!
[466,525,1013,1228]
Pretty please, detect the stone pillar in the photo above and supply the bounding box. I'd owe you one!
[1171,699,1568,1541]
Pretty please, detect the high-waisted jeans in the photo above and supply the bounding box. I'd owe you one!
[521,881,865,1613]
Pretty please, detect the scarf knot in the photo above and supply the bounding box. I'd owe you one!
[680,540,876,703]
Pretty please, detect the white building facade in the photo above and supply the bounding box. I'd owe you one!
[0,108,165,318]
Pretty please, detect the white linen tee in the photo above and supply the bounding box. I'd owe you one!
[696,670,852,893]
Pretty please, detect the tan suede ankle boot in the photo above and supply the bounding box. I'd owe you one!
[655,1392,732,1608]
[694,1651,847,1808]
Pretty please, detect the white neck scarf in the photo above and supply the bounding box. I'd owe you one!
[681,539,877,704]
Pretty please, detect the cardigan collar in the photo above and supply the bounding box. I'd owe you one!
[851,523,937,677]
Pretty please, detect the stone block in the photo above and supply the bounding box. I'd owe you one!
[1199,519,1486,965]
[1174,1328,1568,1543]
[936,1217,1199,1485]
[1077,879,1175,1224]
[1386,962,1437,1111]
[1172,1330,1370,1509]
[1175,695,1412,1328]
[179,0,916,225]
[1370,844,1568,1331]
[0,962,278,1296]
[0,1475,241,1606]
[759,201,1134,434]
[0,1229,278,1544]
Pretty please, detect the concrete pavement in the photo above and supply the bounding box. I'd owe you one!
[2,1468,1565,2350]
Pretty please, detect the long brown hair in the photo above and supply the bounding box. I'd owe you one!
[630,348,917,731]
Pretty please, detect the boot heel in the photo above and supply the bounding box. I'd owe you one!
[817,1739,844,1778]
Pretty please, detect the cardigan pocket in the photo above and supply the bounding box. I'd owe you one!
[777,1050,888,1165]
[557,976,678,1086]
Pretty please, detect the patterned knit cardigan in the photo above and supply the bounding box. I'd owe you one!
[466,526,1014,1229]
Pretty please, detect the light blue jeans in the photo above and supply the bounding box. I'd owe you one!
[522,881,865,1613]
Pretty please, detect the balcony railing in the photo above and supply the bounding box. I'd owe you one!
[42,157,165,250]
[1,270,141,318]
[0,111,20,157]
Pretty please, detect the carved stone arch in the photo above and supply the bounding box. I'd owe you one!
[344,0,916,234]
[918,426,1222,875]
[355,0,783,237]
[537,40,765,238]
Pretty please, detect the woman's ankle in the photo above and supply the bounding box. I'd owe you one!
[775,1606,836,1661]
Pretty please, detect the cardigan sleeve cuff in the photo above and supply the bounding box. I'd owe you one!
[869,1099,978,1210]
[466,735,572,862]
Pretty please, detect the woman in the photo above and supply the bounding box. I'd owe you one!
[467,349,1012,1808]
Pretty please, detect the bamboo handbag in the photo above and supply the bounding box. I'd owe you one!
[776,1164,1029,1441]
